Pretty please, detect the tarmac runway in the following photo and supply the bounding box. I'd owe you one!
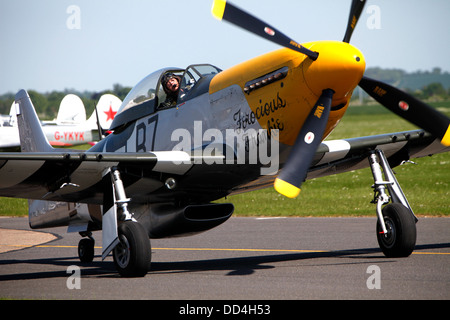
[0,216,449,301]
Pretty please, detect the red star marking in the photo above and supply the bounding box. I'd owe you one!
[104,105,117,121]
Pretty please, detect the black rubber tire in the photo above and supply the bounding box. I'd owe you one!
[113,221,151,277]
[376,203,416,258]
[78,238,95,263]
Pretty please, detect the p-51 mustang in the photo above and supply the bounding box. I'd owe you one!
[0,0,449,277]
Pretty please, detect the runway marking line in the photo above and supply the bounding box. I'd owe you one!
[153,247,450,255]
[2,244,449,255]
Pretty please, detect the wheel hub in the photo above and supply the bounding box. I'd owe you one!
[380,217,396,248]
[114,235,131,268]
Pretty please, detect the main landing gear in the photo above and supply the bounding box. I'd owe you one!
[113,221,151,277]
[109,168,151,277]
[77,167,151,277]
[77,223,150,277]
[368,149,417,257]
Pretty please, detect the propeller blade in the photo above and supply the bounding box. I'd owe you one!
[359,76,450,146]
[94,101,104,141]
[343,0,367,43]
[274,89,334,198]
[211,0,318,60]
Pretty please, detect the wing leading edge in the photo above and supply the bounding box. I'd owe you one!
[0,150,223,202]
[308,130,449,179]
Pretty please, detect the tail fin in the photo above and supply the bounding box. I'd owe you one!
[15,89,54,152]
[56,94,86,124]
[87,94,121,130]
[9,101,17,126]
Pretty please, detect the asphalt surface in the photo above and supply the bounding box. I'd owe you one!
[0,216,449,300]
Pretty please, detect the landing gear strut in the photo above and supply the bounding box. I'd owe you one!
[109,167,151,277]
[77,167,151,277]
[368,149,417,257]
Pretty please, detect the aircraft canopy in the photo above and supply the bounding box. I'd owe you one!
[110,64,221,130]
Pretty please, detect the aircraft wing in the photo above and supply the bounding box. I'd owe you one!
[309,130,449,179]
[0,150,224,203]
[0,129,448,202]
[229,129,450,194]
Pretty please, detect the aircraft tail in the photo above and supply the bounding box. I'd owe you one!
[87,94,121,130]
[15,89,54,152]
[56,94,86,124]
[8,101,17,126]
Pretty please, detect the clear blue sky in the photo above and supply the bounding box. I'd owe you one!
[1,0,449,94]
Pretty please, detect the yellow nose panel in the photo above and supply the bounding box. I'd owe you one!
[302,41,366,100]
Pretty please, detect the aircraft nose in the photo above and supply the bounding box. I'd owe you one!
[301,41,366,100]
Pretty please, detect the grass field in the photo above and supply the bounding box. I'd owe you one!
[0,101,449,217]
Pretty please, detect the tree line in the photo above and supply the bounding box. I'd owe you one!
[0,84,131,120]
[362,67,450,101]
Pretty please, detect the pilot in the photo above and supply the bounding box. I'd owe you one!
[160,73,181,108]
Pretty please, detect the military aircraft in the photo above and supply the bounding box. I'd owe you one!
[0,119,19,151]
[0,0,449,277]
[41,93,121,147]
[0,93,120,150]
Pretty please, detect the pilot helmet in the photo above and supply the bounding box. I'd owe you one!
[162,73,180,94]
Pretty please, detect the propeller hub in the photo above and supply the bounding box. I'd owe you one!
[302,41,365,100]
